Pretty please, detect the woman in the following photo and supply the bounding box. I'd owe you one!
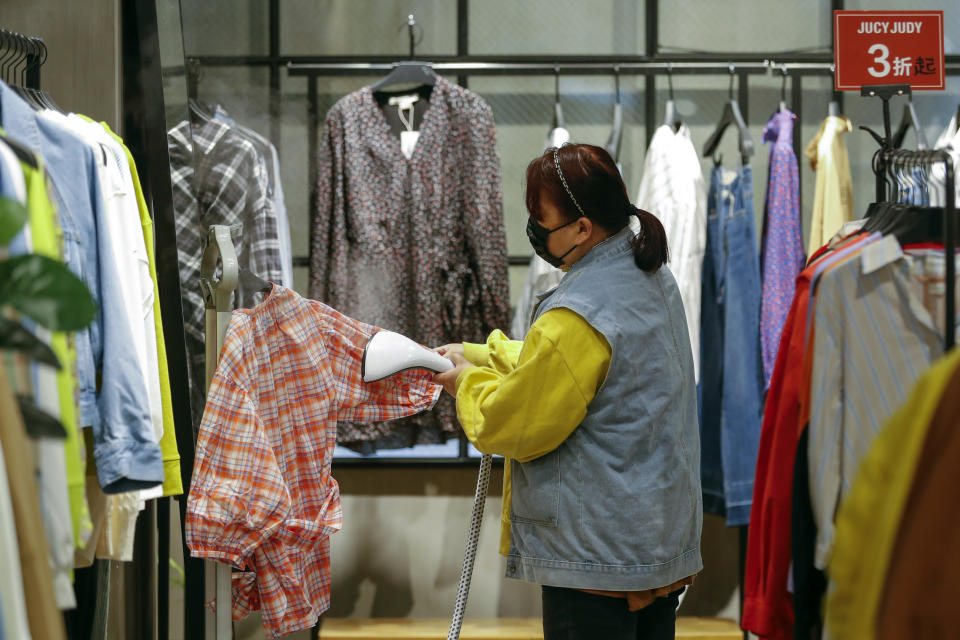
[434,143,702,640]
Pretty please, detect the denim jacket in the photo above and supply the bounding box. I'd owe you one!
[506,226,703,590]
[0,83,163,492]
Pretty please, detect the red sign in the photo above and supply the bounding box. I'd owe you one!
[834,10,945,91]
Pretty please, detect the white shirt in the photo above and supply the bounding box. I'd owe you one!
[47,113,160,558]
[0,438,32,639]
[636,124,707,380]
[932,114,960,207]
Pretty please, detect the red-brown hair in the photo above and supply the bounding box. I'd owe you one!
[524,143,668,272]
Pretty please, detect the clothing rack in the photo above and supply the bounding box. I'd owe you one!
[860,86,957,352]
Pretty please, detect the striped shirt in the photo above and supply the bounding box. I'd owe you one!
[809,235,958,569]
[186,285,440,638]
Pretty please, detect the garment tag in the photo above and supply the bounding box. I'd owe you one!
[861,234,903,275]
[400,130,420,159]
[388,94,419,110]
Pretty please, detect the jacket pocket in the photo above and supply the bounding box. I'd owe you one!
[509,451,560,527]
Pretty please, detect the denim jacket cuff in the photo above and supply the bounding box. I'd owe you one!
[95,437,165,494]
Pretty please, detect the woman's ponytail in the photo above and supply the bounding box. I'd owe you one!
[629,207,669,273]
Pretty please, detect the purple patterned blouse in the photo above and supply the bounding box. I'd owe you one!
[310,76,510,449]
[760,110,806,388]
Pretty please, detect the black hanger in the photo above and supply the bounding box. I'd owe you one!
[702,65,754,165]
[370,61,437,93]
[604,66,623,162]
[663,62,681,132]
[891,97,928,149]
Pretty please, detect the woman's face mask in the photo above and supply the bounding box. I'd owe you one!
[526,215,582,268]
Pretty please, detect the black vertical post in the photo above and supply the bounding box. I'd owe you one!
[269,0,281,154]
[122,0,200,637]
[644,0,658,147]
[457,0,469,90]
[831,0,845,114]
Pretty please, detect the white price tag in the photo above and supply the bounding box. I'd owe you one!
[400,131,420,159]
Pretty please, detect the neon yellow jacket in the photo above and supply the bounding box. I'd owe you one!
[457,308,610,554]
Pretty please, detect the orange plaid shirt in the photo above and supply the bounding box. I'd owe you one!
[186,285,440,638]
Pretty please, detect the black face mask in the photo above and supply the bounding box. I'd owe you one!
[526,216,581,268]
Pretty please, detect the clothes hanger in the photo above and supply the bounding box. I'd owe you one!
[370,61,437,93]
[663,63,682,132]
[891,96,929,150]
[778,66,788,113]
[545,67,570,149]
[604,66,623,162]
[702,64,754,165]
[371,15,437,94]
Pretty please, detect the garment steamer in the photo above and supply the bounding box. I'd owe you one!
[361,331,491,640]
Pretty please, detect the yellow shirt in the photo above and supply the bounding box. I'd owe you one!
[457,308,611,554]
[825,348,960,640]
[805,115,854,255]
[22,158,93,546]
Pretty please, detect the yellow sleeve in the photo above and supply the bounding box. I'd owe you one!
[463,329,523,368]
[455,308,610,463]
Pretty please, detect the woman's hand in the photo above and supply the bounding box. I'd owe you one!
[433,350,471,397]
[433,343,465,360]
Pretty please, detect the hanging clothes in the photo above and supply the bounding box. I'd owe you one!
[807,237,956,571]
[759,110,805,388]
[0,82,165,496]
[510,256,563,340]
[805,115,854,254]
[636,124,707,380]
[167,117,284,438]
[698,165,763,527]
[186,285,440,638]
[825,348,960,640]
[308,75,509,449]
[932,114,960,207]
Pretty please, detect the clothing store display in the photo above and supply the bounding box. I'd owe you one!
[825,349,960,640]
[309,75,510,450]
[805,115,854,255]
[932,115,960,207]
[167,116,283,437]
[808,238,957,569]
[699,166,763,527]
[876,356,960,639]
[759,110,805,387]
[636,124,707,380]
[186,285,440,638]
[742,232,873,640]
[0,83,165,496]
[459,226,701,591]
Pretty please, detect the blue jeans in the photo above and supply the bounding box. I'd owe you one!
[698,166,764,527]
